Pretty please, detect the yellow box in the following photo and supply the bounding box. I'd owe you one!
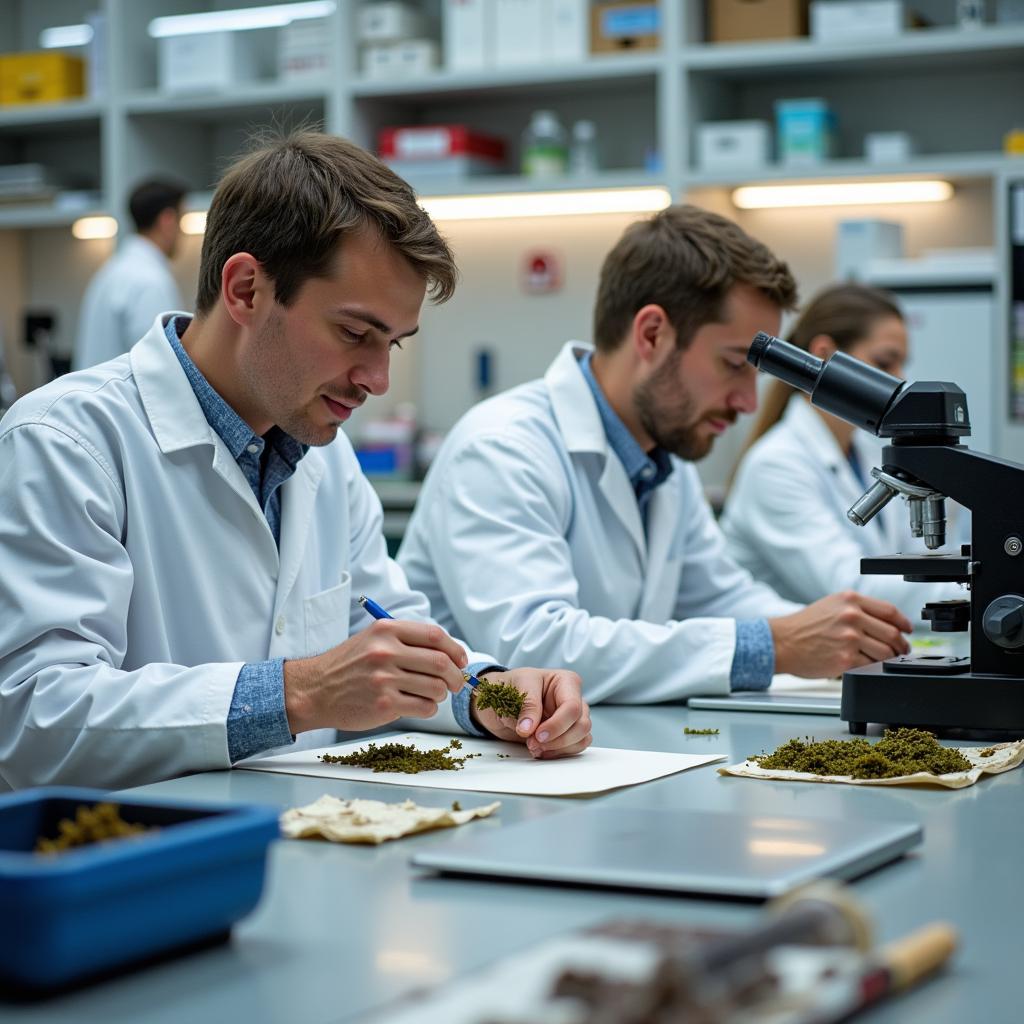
[0,52,85,106]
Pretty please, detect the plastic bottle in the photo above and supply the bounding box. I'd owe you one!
[569,119,599,176]
[521,110,568,179]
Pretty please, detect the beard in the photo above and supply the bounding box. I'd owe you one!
[634,352,734,461]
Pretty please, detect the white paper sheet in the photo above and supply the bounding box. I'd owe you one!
[239,732,726,797]
[769,674,841,699]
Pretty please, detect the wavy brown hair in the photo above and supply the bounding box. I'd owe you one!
[593,204,797,353]
[195,129,457,316]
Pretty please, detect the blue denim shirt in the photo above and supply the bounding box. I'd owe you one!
[579,351,773,690]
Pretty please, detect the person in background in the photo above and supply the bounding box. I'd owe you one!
[721,282,965,625]
[398,206,912,705]
[0,131,590,791]
[73,178,186,370]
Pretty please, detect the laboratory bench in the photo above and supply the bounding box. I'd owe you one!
[4,705,1019,1022]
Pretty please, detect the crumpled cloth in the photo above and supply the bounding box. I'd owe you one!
[280,794,501,844]
[718,738,1024,789]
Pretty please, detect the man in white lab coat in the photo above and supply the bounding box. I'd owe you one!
[398,206,913,704]
[73,178,186,369]
[0,132,590,790]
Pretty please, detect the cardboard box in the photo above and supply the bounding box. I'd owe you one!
[0,53,84,105]
[835,219,904,280]
[357,2,425,42]
[864,130,913,163]
[591,0,660,52]
[697,120,771,170]
[707,0,809,43]
[494,0,546,66]
[811,0,907,40]
[158,32,267,92]
[443,0,492,71]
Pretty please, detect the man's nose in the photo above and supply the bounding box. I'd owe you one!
[352,351,390,397]
[730,369,759,414]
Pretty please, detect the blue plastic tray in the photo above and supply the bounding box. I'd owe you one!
[0,787,280,990]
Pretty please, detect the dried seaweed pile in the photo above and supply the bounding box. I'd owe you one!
[319,738,481,774]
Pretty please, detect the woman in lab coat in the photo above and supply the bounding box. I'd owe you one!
[721,283,964,624]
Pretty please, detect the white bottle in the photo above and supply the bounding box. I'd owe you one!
[569,119,599,176]
[521,110,568,179]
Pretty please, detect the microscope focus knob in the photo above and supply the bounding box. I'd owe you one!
[983,595,1024,649]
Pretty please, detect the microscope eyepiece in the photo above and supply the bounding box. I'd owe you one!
[746,332,905,435]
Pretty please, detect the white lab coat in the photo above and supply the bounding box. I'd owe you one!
[721,395,964,623]
[398,341,799,704]
[74,235,183,369]
[0,315,472,791]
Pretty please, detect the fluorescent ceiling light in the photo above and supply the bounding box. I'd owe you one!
[732,180,954,209]
[40,24,94,48]
[72,216,117,240]
[149,1,335,37]
[180,211,208,235]
[419,187,671,221]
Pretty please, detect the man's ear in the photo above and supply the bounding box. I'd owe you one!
[631,304,674,365]
[220,253,264,328]
[807,333,838,362]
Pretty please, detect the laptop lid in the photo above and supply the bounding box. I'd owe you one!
[411,808,921,900]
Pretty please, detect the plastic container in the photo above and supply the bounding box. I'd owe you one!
[0,787,279,990]
[569,119,599,176]
[521,110,568,178]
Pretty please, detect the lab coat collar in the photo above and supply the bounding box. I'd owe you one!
[545,340,647,559]
[132,314,223,456]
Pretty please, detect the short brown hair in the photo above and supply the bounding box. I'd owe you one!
[195,130,458,316]
[592,204,797,352]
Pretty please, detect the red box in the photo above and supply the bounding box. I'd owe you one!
[377,125,506,163]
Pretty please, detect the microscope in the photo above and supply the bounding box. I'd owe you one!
[748,331,1024,734]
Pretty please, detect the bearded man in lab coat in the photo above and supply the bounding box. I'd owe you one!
[398,205,913,704]
[0,131,590,790]
[74,178,187,370]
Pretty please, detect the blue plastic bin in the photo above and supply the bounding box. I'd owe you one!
[0,787,280,990]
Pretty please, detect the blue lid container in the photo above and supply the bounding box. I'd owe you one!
[0,787,280,990]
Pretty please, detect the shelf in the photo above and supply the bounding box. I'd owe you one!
[351,53,664,100]
[410,170,666,197]
[0,200,105,229]
[122,81,330,119]
[683,152,1024,189]
[0,99,103,133]
[684,23,1024,78]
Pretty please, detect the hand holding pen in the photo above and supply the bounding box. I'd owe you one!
[359,595,480,688]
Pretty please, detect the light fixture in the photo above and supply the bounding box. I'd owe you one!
[732,180,954,209]
[418,187,671,221]
[40,24,94,49]
[180,211,208,235]
[71,216,118,240]
[148,1,335,37]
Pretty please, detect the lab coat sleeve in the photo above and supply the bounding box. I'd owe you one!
[342,451,486,736]
[669,464,801,622]
[0,423,241,790]
[725,450,958,619]
[405,432,776,704]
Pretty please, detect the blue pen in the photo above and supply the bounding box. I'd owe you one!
[358,595,481,688]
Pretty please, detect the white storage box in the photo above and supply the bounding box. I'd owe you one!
[697,120,771,171]
[864,130,914,163]
[363,40,439,79]
[357,2,425,42]
[494,0,545,66]
[835,219,904,280]
[158,31,268,92]
[550,0,588,63]
[443,0,492,71]
[278,18,331,81]
[811,1,908,40]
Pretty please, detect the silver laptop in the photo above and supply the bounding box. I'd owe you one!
[687,693,841,715]
[411,808,921,900]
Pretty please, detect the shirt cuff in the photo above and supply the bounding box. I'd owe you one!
[452,662,506,737]
[227,659,295,762]
[730,619,775,691]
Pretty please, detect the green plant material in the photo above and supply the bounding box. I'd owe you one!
[978,747,996,758]
[35,802,153,855]
[497,753,511,759]
[683,727,720,736]
[319,739,481,774]
[751,728,972,780]
[474,678,527,719]
[451,800,462,812]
